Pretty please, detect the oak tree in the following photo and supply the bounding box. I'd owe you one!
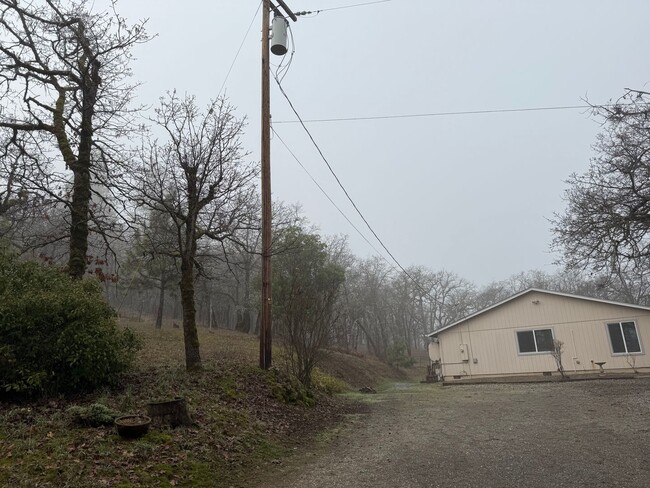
[0,0,149,278]
[128,93,257,371]
[552,90,650,277]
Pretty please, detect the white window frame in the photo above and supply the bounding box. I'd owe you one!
[606,321,644,356]
[515,327,555,355]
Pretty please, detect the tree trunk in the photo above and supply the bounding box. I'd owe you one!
[172,296,179,320]
[236,309,252,333]
[253,312,261,335]
[180,257,202,370]
[66,58,100,279]
[155,279,165,329]
[357,319,381,358]
[67,167,91,279]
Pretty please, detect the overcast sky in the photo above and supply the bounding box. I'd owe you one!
[105,0,650,285]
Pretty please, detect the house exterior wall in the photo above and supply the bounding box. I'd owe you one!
[435,291,650,379]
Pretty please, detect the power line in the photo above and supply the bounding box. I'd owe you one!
[265,10,396,268]
[273,74,432,296]
[295,0,392,16]
[272,127,393,264]
[273,104,615,124]
[217,1,263,98]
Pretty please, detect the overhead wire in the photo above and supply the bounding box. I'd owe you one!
[268,0,610,300]
[273,104,626,124]
[273,73,434,297]
[295,0,393,16]
[268,19,396,271]
[268,16,397,273]
[272,127,395,267]
[217,0,263,98]
[268,20,440,297]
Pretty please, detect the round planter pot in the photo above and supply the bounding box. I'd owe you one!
[114,415,151,439]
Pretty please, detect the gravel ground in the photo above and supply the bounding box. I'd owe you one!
[263,378,650,488]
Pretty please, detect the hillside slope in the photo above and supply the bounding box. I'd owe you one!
[0,322,418,487]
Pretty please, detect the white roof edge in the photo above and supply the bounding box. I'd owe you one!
[426,288,650,337]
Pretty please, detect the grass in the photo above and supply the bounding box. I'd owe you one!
[0,320,418,487]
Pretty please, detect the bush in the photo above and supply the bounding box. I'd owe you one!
[0,254,141,396]
[67,403,118,427]
[311,368,350,394]
[386,342,416,369]
[266,368,315,406]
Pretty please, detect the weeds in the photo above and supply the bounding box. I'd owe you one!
[67,403,117,427]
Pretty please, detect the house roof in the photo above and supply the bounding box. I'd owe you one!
[426,288,650,337]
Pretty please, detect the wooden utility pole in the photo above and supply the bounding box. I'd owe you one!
[260,0,272,370]
[259,0,297,370]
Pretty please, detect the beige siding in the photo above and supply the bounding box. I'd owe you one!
[436,291,650,378]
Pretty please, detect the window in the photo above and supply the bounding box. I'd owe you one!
[517,328,554,354]
[607,321,642,354]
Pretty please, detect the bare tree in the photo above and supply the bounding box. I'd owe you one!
[0,0,149,278]
[124,209,179,329]
[332,257,477,360]
[625,353,638,374]
[127,93,257,371]
[551,339,567,379]
[551,89,650,281]
[0,131,32,219]
[426,270,475,330]
[208,201,303,333]
[0,130,40,245]
[346,256,394,359]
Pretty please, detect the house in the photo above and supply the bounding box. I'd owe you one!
[426,288,650,381]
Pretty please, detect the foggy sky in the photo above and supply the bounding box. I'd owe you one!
[103,0,650,285]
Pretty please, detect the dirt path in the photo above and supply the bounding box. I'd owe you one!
[262,378,650,488]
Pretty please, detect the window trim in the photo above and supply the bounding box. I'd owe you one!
[515,327,555,355]
[606,321,644,356]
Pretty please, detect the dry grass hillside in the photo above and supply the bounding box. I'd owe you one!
[0,321,420,487]
[131,322,424,388]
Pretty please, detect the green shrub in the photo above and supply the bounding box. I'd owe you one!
[266,369,315,406]
[0,254,141,396]
[67,403,118,427]
[311,368,350,394]
[386,342,416,369]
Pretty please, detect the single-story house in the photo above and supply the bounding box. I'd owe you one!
[426,288,650,381]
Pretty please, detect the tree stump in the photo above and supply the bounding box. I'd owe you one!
[146,398,193,427]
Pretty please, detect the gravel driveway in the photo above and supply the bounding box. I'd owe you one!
[263,378,650,488]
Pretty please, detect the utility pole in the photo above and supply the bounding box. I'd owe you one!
[260,0,271,370]
[260,0,296,370]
